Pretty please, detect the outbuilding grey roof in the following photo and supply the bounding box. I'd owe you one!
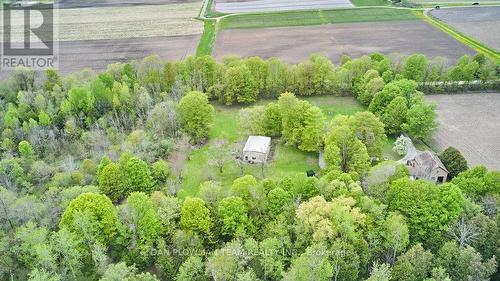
[243,136,271,153]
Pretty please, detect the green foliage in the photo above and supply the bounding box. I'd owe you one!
[348,111,387,158]
[383,96,407,135]
[451,166,499,198]
[176,256,205,281]
[124,192,163,266]
[324,121,370,175]
[177,91,214,143]
[38,111,51,126]
[403,54,427,82]
[384,212,410,264]
[266,187,292,214]
[1,53,498,280]
[67,87,95,116]
[98,163,126,202]
[298,105,325,152]
[283,243,333,281]
[369,79,437,140]
[60,193,120,246]
[439,147,468,179]
[121,156,155,194]
[217,196,249,237]
[261,102,283,137]
[392,244,433,281]
[435,241,497,281]
[231,175,257,202]
[151,160,170,183]
[180,197,212,235]
[403,102,438,141]
[18,140,34,159]
[44,68,62,92]
[387,179,464,242]
[367,262,391,281]
[222,64,259,105]
[100,262,159,281]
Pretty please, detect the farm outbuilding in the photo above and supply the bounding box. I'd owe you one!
[243,136,271,164]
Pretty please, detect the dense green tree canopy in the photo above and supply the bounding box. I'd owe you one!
[0,53,498,281]
[177,91,214,143]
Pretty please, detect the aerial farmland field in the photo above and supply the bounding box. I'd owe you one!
[430,6,500,51]
[58,35,200,74]
[0,1,203,77]
[214,20,475,63]
[56,0,199,8]
[5,3,203,41]
[427,93,500,170]
[213,0,353,14]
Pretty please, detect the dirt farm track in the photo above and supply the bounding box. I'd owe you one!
[427,93,500,170]
[214,20,475,63]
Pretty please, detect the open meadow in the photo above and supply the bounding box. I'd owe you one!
[427,93,500,170]
[431,6,500,51]
[214,19,475,63]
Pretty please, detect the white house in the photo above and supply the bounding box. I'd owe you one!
[242,136,271,164]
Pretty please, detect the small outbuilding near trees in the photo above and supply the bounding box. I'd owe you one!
[243,136,271,164]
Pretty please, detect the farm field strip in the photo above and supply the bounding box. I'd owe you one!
[214,0,353,14]
[219,7,419,29]
[213,20,475,63]
[2,2,204,42]
[0,35,200,80]
[56,0,201,9]
[426,93,500,171]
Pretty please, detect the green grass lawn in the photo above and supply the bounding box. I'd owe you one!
[178,96,365,198]
[219,7,419,29]
[306,96,365,119]
[196,20,217,56]
[383,136,433,161]
[350,0,389,6]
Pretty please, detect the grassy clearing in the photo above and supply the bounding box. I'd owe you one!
[219,7,419,29]
[419,11,500,63]
[178,96,364,198]
[177,95,429,197]
[306,96,366,119]
[196,20,217,56]
[350,0,389,6]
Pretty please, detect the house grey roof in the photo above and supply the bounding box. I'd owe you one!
[397,136,448,178]
[243,136,271,154]
[414,151,448,173]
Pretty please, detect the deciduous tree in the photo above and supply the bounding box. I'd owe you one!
[177,91,214,144]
